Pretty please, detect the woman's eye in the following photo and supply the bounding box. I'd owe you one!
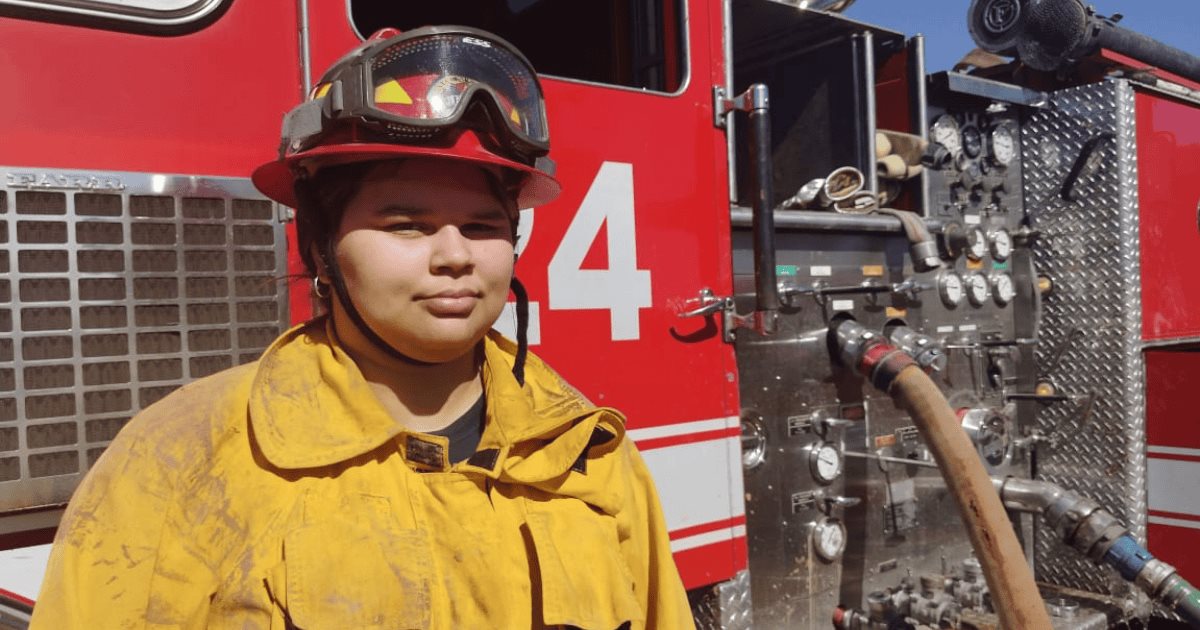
[464,222,506,235]
[387,222,426,233]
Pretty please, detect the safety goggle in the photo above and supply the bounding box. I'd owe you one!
[281,26,550,163]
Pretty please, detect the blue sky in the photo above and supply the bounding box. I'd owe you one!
[843,1,1200,72]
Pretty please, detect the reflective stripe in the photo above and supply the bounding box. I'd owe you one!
[672,525,747,553]
[0,544,51,602]
[1148,445,1200,459]
[628,416,738,442]
[1149,514,1200,531]
[1148,457,1200,517]
[641,431,745,534]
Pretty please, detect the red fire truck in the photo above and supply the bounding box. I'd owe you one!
[1,0,1199,628]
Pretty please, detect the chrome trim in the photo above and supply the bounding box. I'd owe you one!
[1124,76,1200,108]
[0,0,226,27]
[0,594,31,628]
[0,506,63,535]
[910,35,931,218]
[1142,335,1200,349]
[853,30,879,194]
[299,0,313,97]
[0,166,290,516]
[941,71,1051,108]
[724,0,737,203]
[731,206,945,234]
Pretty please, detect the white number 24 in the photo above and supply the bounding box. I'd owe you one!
[498,161,652,342]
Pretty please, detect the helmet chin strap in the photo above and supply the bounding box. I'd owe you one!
[508,276,530,386]
[319,239,437,368]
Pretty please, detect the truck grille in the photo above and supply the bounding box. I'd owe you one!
[0,169,289,513]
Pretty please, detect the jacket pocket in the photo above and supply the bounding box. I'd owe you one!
[281,520,432,629]
[525,502,645,630]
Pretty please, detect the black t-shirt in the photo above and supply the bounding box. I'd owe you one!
[430,394,485,464]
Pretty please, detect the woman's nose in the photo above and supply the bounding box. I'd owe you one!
[429,225,473,274]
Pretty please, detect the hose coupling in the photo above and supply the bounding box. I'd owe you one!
[832,319,917,393]
[910,239,943,273]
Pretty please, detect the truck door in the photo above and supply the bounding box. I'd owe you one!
[301,0,745,590]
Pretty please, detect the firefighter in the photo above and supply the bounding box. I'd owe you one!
[32,26,692,629]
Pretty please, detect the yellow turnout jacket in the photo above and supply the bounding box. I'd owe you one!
[31,320,692,629]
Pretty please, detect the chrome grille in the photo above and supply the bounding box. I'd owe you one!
[0,169,289,512]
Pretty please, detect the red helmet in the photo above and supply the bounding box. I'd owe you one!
[252,26,560,208]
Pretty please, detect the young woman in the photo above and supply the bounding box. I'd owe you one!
[32,26,692,629]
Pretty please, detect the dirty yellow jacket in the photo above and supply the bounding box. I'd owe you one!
[32,321,693,629]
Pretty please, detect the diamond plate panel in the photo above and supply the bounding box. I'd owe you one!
[691,570,753,630]
[1022,81,1146,599]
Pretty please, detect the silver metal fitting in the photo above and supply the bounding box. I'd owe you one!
[1137,559,1180,598]
[909,240,943,272]
[782,166,865,210]
[833,319,875,370]
[886,325,948,373]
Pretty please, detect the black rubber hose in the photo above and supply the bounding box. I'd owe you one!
[969,0,1200,84]
[1094,24,1200,84]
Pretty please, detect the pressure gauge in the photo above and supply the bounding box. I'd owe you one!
[962,124,983,158]
[967,273,991,306]
[989,122,1018,167]
[966,227,988,261]
[931,114,962,156]
[989,228,1013,261]
[992,273,1016,306]
[812,517,848,562]
[809,442,843,485]
[938,271,965,308]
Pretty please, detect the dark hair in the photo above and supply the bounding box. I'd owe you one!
[294,159,521,280]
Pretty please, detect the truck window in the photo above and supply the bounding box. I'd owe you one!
[0,0,228,29]
[350,0,687,93]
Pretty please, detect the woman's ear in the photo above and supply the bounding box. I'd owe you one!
[310,243,332,284]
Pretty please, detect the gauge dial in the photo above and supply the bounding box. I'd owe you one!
[809,442,843,485]
[931,114,962,156]
[962,124,983,158]
[966,227,988,261]
[989,229,1013,261]
[990,122,1018,167]
[938,271,965,308]
[813,518,847,562]
[967,273,991,306]
[992,273,1015,306]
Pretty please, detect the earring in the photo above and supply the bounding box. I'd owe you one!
[312,276,330,299]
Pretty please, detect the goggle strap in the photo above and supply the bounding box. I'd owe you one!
[281,100,326,155]
[281,84,347,157]
[534,156,556,177]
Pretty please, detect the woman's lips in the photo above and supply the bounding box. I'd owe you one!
[421,291,479,316]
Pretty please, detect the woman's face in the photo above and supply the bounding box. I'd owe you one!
[328,158,515,363]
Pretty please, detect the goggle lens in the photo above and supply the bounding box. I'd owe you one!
[366,33,549,145]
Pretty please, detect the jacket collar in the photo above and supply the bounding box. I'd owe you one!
[248,319,625,475]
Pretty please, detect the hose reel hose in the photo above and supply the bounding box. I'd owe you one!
[833,318,1053,629]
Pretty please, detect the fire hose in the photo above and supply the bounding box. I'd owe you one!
[832,318,1053,629]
